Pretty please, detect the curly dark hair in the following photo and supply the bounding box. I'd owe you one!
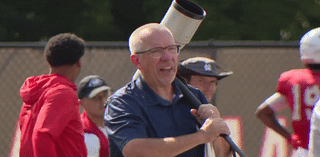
[45,33,85,67]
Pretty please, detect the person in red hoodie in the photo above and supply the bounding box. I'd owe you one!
[19,33,87,157]
[77,75,112,157]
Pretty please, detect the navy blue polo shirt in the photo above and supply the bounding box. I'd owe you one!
[105,76,208,157]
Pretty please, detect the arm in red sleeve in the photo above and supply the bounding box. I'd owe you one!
[32,86,79,157]
[33,131,58,157]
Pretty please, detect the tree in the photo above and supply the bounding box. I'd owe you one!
[0,0,319,41]
[193,0,320,41]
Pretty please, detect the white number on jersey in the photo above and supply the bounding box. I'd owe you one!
[292,85,320,121]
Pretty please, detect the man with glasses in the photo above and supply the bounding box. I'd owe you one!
[78,75,112,157]
[105,23,231,157]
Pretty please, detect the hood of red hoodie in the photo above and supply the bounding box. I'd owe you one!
[20,74,77,105]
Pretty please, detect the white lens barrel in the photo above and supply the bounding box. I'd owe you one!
[160,0,206,49]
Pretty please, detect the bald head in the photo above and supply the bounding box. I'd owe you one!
[128,23,175,54]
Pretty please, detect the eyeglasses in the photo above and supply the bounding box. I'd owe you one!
[135,45,180,59]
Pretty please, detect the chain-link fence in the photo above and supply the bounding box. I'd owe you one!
[2,41,302,157]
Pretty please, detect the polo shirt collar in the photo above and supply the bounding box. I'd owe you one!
[135,76,183,106]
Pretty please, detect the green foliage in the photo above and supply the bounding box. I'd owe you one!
[1,0,320,41]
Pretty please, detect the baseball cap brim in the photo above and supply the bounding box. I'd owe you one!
[178,61,233,80]
[87,86,111,98]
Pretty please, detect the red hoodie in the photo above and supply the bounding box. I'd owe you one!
[19,74,87,157]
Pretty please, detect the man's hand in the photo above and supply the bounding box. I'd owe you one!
[191,104,221,124]
[198,116,230,143]
[191,104,230,143]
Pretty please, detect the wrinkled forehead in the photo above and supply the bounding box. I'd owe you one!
[139,28,175,49]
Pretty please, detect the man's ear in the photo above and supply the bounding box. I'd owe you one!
[130,54,139,66]
[131,54,144,70]
[77,60,81,67]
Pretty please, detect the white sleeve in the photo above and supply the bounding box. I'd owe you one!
[84,133,100,157]
[259,93,288,112]
[309,101,320,157]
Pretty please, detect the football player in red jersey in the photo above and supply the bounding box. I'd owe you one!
[255,27,320,157]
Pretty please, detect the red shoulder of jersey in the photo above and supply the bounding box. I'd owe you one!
[277,69,320,95]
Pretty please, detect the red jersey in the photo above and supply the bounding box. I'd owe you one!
[277,69,320,149]
[19,74,87,157]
